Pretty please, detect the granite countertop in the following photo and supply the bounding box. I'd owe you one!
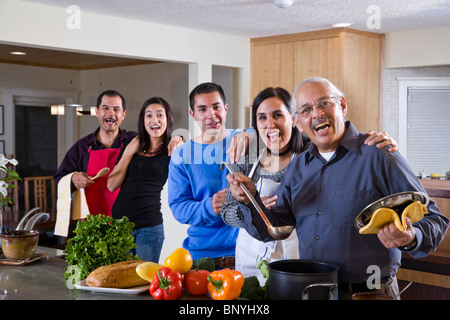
[0,246,153,300]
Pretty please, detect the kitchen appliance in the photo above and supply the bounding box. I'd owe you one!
[268,259,339,300]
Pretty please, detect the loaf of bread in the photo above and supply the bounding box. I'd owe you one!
[86,260,149,288]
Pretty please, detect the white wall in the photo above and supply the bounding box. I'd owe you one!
[0,0,251,147]
[0,0,251,262]
[0,0,250,103]
[384,26,450,68]
[0,63,75,157]
[382,26,450,153]
[78,62,189,138]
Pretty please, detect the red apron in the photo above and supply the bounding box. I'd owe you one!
[84,146,121,217]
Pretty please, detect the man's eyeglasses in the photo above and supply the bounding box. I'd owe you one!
[295,96,339,118]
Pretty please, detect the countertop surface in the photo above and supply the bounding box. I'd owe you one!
[0,246,156,300]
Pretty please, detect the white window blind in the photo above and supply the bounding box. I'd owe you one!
[406,88,450,177]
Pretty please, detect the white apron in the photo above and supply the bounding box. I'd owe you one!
[235,154,298,284]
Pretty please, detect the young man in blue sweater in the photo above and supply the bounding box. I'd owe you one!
[168,82,252,267]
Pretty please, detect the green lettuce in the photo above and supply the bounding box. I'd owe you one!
[63,214,139,282]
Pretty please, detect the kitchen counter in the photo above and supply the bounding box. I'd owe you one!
[0,246,215,301]
[0,246,156,300]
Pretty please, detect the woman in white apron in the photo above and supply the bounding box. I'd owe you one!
[221,87,305,284]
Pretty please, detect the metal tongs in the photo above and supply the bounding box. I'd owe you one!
[221,162,294,240]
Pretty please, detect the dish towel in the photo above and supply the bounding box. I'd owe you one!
[54,172,89,237]
[359,200,427,234]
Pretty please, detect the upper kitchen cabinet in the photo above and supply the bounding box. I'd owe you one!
[251,42,295,97]
[251,28,382,133]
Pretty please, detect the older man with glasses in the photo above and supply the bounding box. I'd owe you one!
[227,77,449,299]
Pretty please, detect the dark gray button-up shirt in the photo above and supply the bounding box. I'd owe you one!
[239,121,449,283]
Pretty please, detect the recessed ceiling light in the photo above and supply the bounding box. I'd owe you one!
[10,51,27,55]
[273,0,293,9]
[332,23,353,28]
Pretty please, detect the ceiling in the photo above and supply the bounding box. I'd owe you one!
[3,0,450,70]
[0,43,159,70]
[27,0,450,37]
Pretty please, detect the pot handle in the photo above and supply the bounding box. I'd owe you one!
[301,282,337,300]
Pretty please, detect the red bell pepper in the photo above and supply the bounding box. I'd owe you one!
[149,267,183,300]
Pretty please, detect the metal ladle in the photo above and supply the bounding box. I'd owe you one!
[221,162,294,240]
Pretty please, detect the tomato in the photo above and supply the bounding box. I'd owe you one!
[183,269,211,296]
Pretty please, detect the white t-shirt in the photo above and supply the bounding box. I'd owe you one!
[319,151,335,162]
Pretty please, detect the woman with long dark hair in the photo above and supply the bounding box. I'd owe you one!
[222,87,302,283]
[108,97,174,262]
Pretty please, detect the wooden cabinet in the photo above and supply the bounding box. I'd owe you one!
[293,37,341,89]
[251,42,294,96]
[251,28,382,132]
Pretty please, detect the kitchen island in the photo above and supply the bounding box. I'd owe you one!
[0,246,168,300]
[0,246,218,301]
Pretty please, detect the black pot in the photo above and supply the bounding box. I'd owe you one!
[268,259,339,300]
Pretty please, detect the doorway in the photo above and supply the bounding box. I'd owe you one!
[15,105,58,179]
[14,105,58,215]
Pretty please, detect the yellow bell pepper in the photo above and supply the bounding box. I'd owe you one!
[164,248,193,274]
[136,261,164,282]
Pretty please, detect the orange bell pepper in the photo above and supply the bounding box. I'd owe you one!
[207,269,244,300]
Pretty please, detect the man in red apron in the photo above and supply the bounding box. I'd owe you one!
[54,90,182,217]
[54,90,136,217]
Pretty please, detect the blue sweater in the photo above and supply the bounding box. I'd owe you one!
[168,129,245,260]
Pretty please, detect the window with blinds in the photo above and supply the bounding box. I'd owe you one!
[406,88,450,177]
